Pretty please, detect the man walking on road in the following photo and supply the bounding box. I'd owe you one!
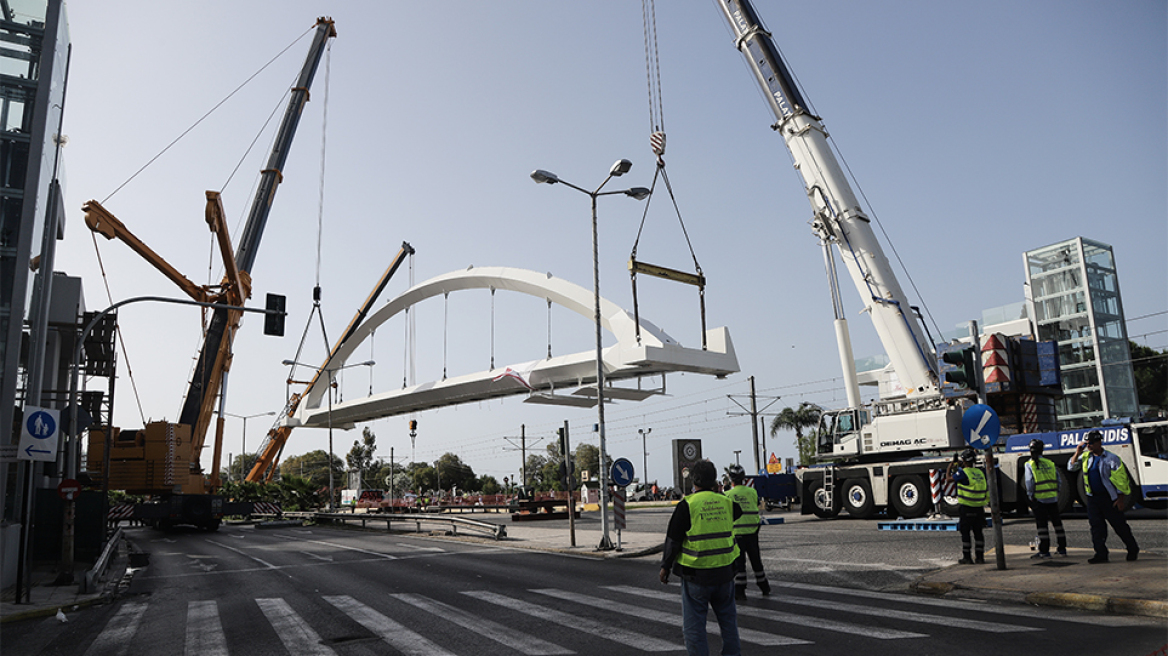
[1068,430,1140,564]
[726,464,771,599]
[1024,438,1067,558]
[659,460,742,656]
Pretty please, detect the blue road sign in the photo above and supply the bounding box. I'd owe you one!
[19,406,60,461]
[610,458,635,488]
[961,404,1000,450]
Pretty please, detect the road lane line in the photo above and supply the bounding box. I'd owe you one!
[390,593,573,655]
[607,585,928,640]
[83,602,148,656]
[532,588,809,646]
[324,595,456,656]
[185,600,228,656]
[255,598,337,656]
[463,590,680,651]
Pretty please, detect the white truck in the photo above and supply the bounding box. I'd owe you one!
[713,0,1168,518]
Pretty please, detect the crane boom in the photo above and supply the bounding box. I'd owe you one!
[178,18,336,453]
[715,0,938,399]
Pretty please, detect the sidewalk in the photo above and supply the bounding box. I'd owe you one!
[0,536,130,625]
[491,522,1167,619]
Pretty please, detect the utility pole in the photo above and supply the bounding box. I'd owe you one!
[638,427,651,485]
[505,424,543,489]
[727,376,781,474]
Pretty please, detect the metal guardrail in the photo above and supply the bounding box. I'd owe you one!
[264,511,507,540]
[81,527,124,594]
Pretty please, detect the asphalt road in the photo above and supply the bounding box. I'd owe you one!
[4,517,1164,656]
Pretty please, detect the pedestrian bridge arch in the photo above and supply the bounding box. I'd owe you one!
[285,266,737,428]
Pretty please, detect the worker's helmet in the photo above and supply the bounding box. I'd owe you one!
[959,448,977,463]
[727,464,746,483]
[1029,439,1044,455]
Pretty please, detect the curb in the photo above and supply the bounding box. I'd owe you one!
[1025,592,1168,619]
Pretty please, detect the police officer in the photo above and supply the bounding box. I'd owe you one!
[947,448,986,564]
[1068,430,1140,563]
[660,460,742,656]
[725,464,771,600]
[1024,438,1067,558]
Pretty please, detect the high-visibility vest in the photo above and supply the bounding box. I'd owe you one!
[1079,451,1132,497]
[677,491,740,569]
[726,485,760,536]
[957,467,987,507]
[1027,457,1059,502]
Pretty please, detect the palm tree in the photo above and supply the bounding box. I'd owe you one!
[770,403,823,466]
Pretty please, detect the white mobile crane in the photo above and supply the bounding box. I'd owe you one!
[713,0,1168,518]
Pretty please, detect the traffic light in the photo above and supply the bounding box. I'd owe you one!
[941,346,979,392]
[263,293,286,336]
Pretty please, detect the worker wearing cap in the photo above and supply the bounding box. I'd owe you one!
[725,464,771,600]
[660,460,742,656]
[1068,430,1140,563]
[1024,439,1067,558]
[947,448,986,564]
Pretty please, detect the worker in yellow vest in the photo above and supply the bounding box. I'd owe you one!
[1068,430,1139,563]
[947,448,986,564]
[726,464,771,599]
[1024,439,1067,558]
[660,460,742,656]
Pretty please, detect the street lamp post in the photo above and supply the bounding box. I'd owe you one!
[532,159,650,550]
[282,358,375,511]
[223,411,276,481]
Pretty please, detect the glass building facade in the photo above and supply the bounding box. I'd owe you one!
[1,0,69,528]
[1024,237,1138,428]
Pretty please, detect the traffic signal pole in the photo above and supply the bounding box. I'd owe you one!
[968,320,1007,571]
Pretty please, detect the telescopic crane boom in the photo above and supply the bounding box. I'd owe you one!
[715,0,939,402]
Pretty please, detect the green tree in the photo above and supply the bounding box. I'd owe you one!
[275,475,320,511]
[770,402,823,466]
[1130,341,1168,415]
[434,453,476,494]
[476,475,501,495]
[346,427,378,489]
[279,450,343,490]
[524,454,550,490]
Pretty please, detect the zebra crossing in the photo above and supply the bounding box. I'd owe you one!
[77,582,1057,655]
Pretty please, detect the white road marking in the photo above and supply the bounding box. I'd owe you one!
[464,590,679,652]
[185,600,228,656]
[255,598,337,656]
[391,592,573,654]
[324,594,456,656]
[83,602,148,656]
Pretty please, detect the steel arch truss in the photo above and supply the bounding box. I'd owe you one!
[285,266,738,428]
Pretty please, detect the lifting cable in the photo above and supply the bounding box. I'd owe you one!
[629,0,708,349]
[85,26,316,427]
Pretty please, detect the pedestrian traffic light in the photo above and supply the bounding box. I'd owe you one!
[941,346,979,393]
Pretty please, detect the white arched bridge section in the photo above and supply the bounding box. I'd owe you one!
[284,266,738,429]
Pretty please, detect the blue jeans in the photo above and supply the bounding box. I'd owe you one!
[680,578,741,656]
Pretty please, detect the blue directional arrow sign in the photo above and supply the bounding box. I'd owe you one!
[610,458,635,488]
[18,406,60,462]
[962,404,1000,450]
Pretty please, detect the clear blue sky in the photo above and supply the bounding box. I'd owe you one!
[55,1,1166,485]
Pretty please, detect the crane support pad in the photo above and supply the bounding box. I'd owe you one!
[628,258,704,287]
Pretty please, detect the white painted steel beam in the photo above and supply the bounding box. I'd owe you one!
[284,267,738,428]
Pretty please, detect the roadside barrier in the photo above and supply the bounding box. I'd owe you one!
[266,511,506,540]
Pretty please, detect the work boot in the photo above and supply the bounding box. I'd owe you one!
[1030,552,1051,560]
[1055,549,1068,557]
[957,556,974,565]
[735,586,747,601]
[1087,554,1109,564]
[1127,548,1139,561]
[974,554,985,564]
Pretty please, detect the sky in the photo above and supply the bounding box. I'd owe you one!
[51,1,1167,488]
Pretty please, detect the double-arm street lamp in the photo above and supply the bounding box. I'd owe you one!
[222,410,276,481]
[531,159,650,550]
[282,358,375,511]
